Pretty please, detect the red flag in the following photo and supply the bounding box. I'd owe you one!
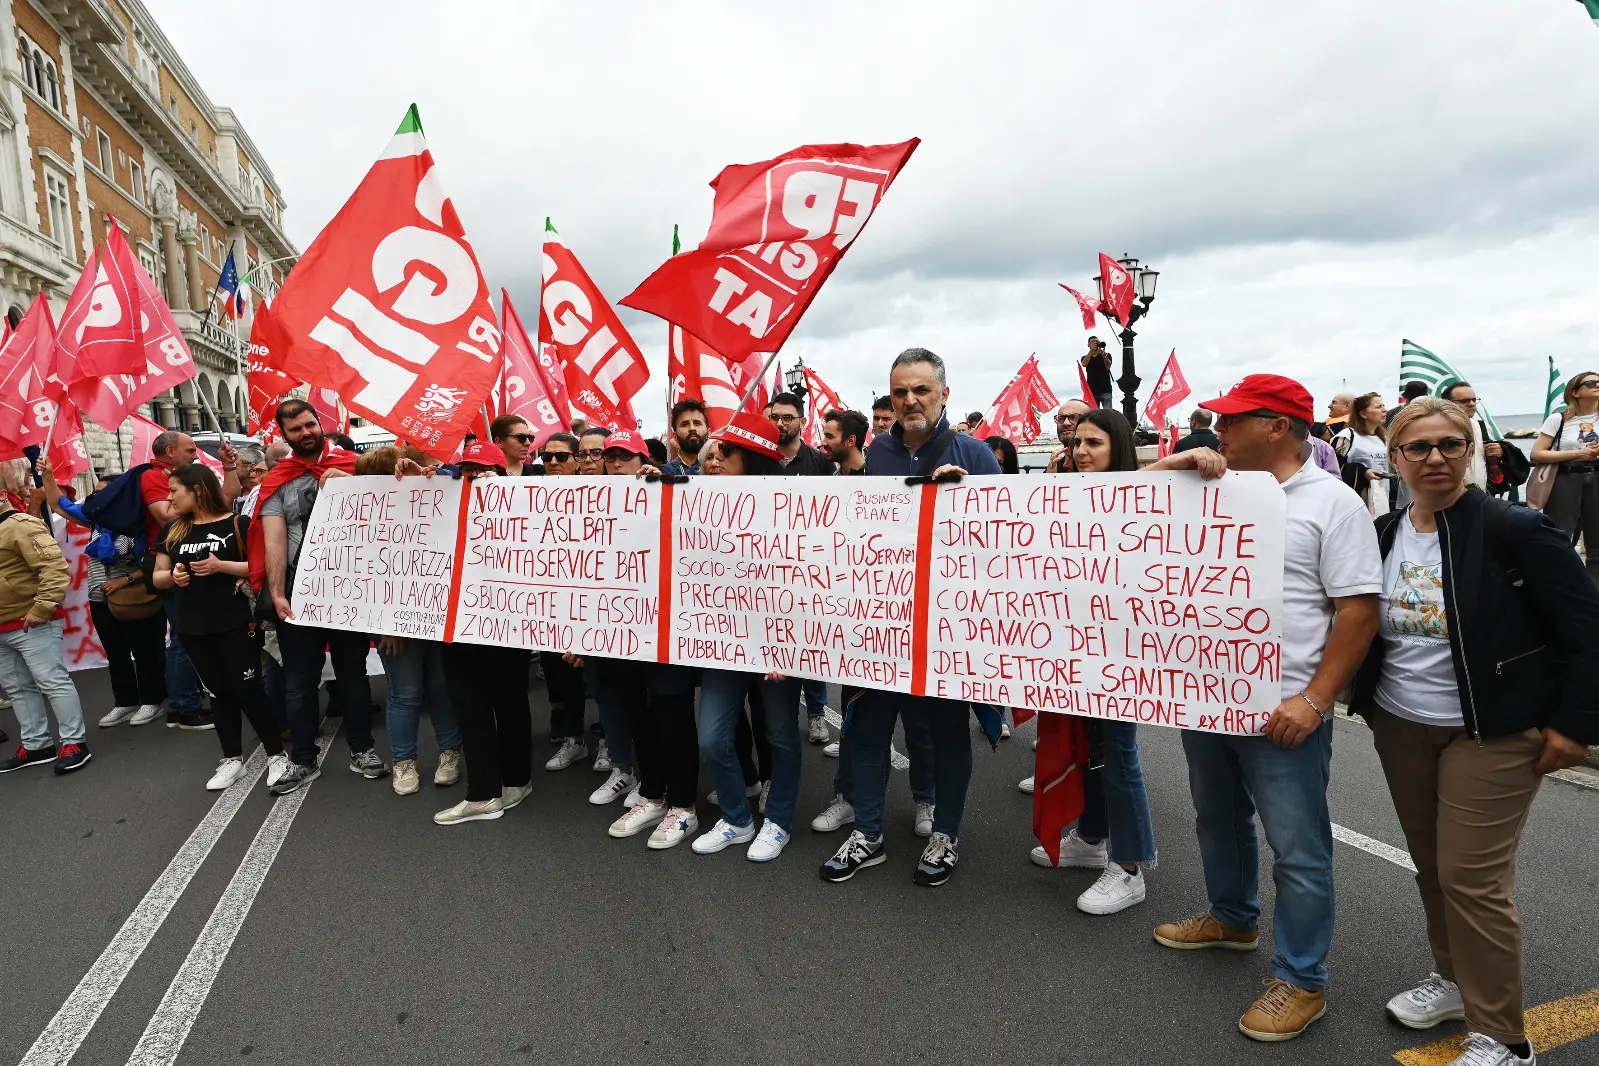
[48,404,90,481]
[308,386,345,434]
[0,294,59,451]
[621,140,920,363]
[1033,712,1089,866]
[800,366,846,448]
[669,325,747,432]
[53,228,147,385]
[127,413,164,464]
[1143,349,1191,433]
[539,221,647,430]
[1075,360,1097,406]
[246,302,300,435]
[1098,253,1136,326]
[498,291,569,444]
[975,355,1054,445]
[1159,423,1180,459]
[1059,283,1103,330]
[271,106,501,460]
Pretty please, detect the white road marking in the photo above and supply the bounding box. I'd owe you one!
[125,735,333,1066]
[1331,822,1416,872]
[18,749,268,1066]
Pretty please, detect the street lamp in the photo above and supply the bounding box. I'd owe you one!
[785,359,808,400]
[1093,255,1159,433]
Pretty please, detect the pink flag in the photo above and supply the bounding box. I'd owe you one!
[976,355,1054,445]
[800,366,846,447]
[0,293,59,451]
[1143,349,1191,433]
[1059,283,1103,330]
[54,227,147,385]
[127,412,222,475]
[1098,253,1136,326]
[499,291,569,444]
[48,404,91,481]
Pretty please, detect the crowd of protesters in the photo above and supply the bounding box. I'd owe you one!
[1,352,1595,1066]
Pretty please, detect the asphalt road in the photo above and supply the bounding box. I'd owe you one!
[3,669,1596,1066]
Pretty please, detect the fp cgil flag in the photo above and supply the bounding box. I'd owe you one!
[53,225,147,386]
[539,218,647,430]
[800,365,846,448]
[668,325,745,433]
[1142,349,1191,432]
[976,355,1058,445]
[0,293,58,451]
[499,290,569,444]
[272,105,502,459]
[1098,253,1136,326]
[246,301,300,434]
[1059,283,1102,330]
[622,139,920,364]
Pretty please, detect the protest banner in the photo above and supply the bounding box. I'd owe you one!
[291,470,1285,735]
[55,519,107,673]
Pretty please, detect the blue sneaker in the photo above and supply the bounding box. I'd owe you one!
[820,830,885,882]
[913,833,959,887]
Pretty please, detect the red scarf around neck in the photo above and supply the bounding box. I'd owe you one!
[247,442,357,591]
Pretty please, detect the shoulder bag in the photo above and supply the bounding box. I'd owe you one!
[1525,417,1563,511]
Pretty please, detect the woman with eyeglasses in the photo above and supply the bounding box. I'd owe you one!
[530,431,598,773]
[576,427,611,476]
[1352,398,1598,1066]
[1332,392,1392,517]
[490,414,536,477]
[1533,371,1599,582]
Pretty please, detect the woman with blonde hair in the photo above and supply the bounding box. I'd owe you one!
[1332,392,1392,516]
[1532,370,1599,582]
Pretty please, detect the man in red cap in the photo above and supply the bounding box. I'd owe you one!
[1151,373,1381,1042]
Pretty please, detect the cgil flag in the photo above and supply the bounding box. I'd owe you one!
[799,365,846,448]
[498,290,569,444]
[669,325,748,433]
[975,354,1059,445]
[539,218,648,431]
[246,301,299,435]
[1545,356,1566,419]
[1399,339,1501,438]
[1143,349,1191,432]
[1097,253,1136,326]
[1059,283,1102,331]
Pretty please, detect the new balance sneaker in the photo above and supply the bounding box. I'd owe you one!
[647,807,699,849]
[913,802,935,838]
[392,759,421,796]
[913,832,959,887]
[434,798,504,825]
[1077,866,1146,915]
[174,711,215,731]
[609,800,666,838]
[1238,979,1326,1042]
[1386,973,1466,1030]
[747,820,790,863]
[707,782,762,805]
[99,705,139,727]
[0,744,57,773]
[268,761,320,796]
[1030,828,1108,869]
[544,738,587,771]
[206,757,246,791]
[349,749,389,779]
[807,717,830,744]
[128,703,163,726]
[265,754,293,791]
[692,818,757,855]
[592,740,611,773]
[1445,1033,1536,1066]
[819,830,885,883]
[501,783,532,810]
[1153,912,1260,951]
[1018,775,1035,794]
[823,740,840,758]
[810,794,855,832]
[589,769,636,806]
[434,749,462,787]
[53,743,91,774]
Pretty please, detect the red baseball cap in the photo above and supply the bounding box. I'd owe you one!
[1199,374,1315,424]
[713,412,783,462]
[459,441,508,469]
[602,428,649,457]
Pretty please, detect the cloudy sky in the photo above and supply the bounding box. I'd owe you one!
[162,0,1599,431]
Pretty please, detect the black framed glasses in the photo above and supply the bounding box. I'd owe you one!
[1395,437,1470,462]
[539,451,573,463]
[575,448,606,460]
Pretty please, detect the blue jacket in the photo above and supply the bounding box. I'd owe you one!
[662,457,700,477]
[864,413,1002,477]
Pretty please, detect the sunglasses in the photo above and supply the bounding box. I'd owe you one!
[502,433,534,444]
[602,450,637,463]
[539,451,573,463]
[1580,380,1599,390]
[575,449,606,460]
[1395,437,1470,462]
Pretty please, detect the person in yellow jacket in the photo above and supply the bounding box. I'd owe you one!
[0,461,89,774]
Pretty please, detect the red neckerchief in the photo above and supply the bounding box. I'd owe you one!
[246,442,357,591]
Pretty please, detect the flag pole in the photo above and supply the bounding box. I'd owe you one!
[195,387,226,436]
[733,351,782,415]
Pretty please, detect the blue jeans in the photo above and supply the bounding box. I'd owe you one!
[699,670,802,830]
[849,692,969,840]
[0,619,86,747]
[833,693,935,805]
[804,677,829,719]
[160,593,201,714]
[587,659,632,773]
[379,638,461,762]
[1076,721,1158,867]
[1181,724,1336,991]
[280,623,374,766]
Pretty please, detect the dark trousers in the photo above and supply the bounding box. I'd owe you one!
[850,692,972,840]
[443,642,533,802]
[181,627,284,760]
[90,599,166,706]
[540,650,587,739]
[1094,391,1113,410]
[279,623,373,767]
[612,661,697,808]
[735,682,773,785]
[1544,469,1599,583]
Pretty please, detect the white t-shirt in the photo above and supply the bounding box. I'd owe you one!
[1373,513,1465,727]
[1541,411,1599,455]
[1279,459,1384,700]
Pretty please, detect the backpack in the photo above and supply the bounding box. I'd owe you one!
[80,463,155,555]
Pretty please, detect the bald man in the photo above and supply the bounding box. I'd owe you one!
[1325,393,1355,428]
[1047,399,1094,473]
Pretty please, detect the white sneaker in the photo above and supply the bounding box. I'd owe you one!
[1076,866,1147,915]
[544,738,587,771]
[592,740,611,773]
[758,781,771,814]
[1386,973,1466,1030]
[823,740,840,758]
[1018,775,1035,794]
[265,754,293,790]
[1000,717,1012,739]
[623,786,644,809]
[1445,1033,1536,1066]
[811,794,855,832]
[647,806,699,849]
[808,716,830,744]
[707,782,762,806]
[434,798,504,825]
[1030,828,1108,869]
[748,820,790,862]
[588,769,636,805]
[913,802,935,838]
[392,759,420,796]
[205,758,245,791]
[691,818,756,855]
[99,705,139,727]
[609,800,666,838]
[501,783,532,810]
[129,704,163,727]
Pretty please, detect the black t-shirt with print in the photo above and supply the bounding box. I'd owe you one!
[161,515,251,636]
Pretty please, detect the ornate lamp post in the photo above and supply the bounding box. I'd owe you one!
[1093,255,1159,430]
[784,359,808,401]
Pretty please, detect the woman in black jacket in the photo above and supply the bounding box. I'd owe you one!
[1351,398,1597,1066]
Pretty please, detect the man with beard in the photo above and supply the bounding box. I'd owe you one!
[252,398,384,794]
[821,409,868,475]
[767,393,836,476]
[1047,398,1094,473]
[663,399,709,476]
[871,395,894,437]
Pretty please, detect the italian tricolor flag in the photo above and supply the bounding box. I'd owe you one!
[1584,0,1599,27]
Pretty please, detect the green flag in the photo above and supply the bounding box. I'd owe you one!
[672,224,680,256]
[1582,0,1599,27]
[1545,356,1566,419]
[1399,339,1502,437]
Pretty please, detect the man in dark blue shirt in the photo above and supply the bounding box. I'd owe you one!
[662,399,709,477]
[820,348,1000,890]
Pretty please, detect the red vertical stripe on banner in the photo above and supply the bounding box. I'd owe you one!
[441,481,473,642]
[910,481,939,696]
[656,482,675,663]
